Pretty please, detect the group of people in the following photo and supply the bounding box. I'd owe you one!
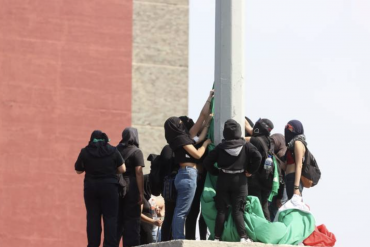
[75,128,161,247]
[75,90,310,246]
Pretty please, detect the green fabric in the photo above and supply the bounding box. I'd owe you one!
[268,156,280,202]
[93,138,106,142]
[200,90,315,244]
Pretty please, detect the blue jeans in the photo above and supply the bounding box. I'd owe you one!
[172,166,197,239]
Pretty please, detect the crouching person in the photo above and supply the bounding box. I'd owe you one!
[204,119,262,242]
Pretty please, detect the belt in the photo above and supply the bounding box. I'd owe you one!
[221,169,244,174]
[180,165,196,169]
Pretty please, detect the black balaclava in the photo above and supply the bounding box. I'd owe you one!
[85,130,116,158]
[119,127,139,148]
[219,119,246,149]
[284,120,304,145]
[179,116,195,132]
[252,118,274,137]
[164,117,194,150]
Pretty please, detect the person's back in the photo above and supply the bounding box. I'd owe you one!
[75,130,125,247]
[116,127,145,247]
[245,118,274,221]
[204,119,262,242]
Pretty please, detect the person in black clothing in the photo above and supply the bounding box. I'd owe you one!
[268,133,287,221]
[140,175,163,245]
[245,118,274,221]
[204,119,262,242]
[159,144,177,242]
[75,130,126,247]
[116,127,145,247]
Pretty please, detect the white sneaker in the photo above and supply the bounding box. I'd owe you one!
[240,238,253,243]
[214,239,220,242]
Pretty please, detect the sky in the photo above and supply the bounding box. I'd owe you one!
[188,1,370,246]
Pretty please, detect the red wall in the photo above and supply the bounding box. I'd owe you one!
[0,1,132,246]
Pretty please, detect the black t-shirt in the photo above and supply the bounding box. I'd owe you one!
[173,145,198,164]
[119,149,145,177]
[75,148,124,182]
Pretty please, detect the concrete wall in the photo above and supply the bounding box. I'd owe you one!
[0,1,133,246]
[132,0,189,173]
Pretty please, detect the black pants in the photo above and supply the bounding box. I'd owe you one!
[248,175,271,221]
[285,173,303,199]
[84,181,119,247]
[161,199,176,241]
[140,217,153,245]
[185,172,207,240]
[117,177,141,247]
[214,172,248,240]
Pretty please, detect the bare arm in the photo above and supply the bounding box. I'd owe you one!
[244,136,251,142]
[196,114,213,144]
[245,118,253,136]
[135,166,144,205]
[183,139,211,160]
[140,205,163,226]
[189,90,214,138]
[293,141,306,196]
[117,163,126,174]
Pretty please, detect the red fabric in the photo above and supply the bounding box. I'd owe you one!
[286,151,295,165]
[303,224,336,246]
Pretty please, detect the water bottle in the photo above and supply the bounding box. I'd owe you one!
[149,198,159,242]
[264,155,273,172]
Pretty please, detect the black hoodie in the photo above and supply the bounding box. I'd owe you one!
[75,130,124,181]
[204,120,262,175]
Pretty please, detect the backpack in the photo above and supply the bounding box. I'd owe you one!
[289,139,321,188]
[300,145,321,188]
[147,154,163,196]
[255,136,283,189]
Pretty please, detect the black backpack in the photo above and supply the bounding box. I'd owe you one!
[291,142,321,188]
[255,136,284,189]
[147,154,163,196]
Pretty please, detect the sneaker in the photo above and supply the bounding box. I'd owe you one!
[214,239,220,242]
[240,238,253,243]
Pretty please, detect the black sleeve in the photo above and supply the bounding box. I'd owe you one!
[245,143,262,174]
[133,150,145,167]
[115,150,125,168]
[250,137,263,155]
[75,149,85,171]
[203,147,220,176]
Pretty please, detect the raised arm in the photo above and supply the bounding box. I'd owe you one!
[189,90,214,138]
[183,139,211,160]
[195,113,213,144]
[245,118,253,136]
